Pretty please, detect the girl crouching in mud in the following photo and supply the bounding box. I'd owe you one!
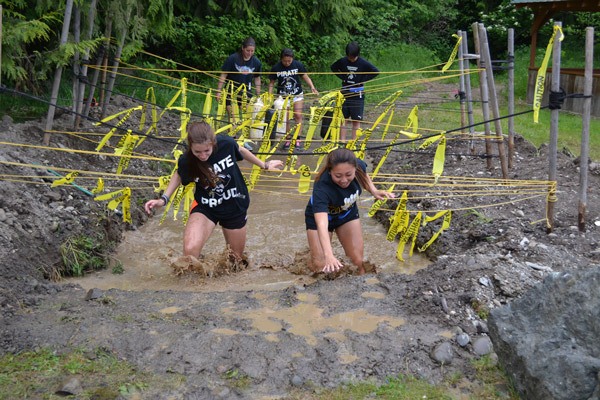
[144,121,283,265]
[305,148,395,275]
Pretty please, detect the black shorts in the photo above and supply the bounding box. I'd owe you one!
[342,95,365,121]
[305,208,360,232]
[191,204,247,230]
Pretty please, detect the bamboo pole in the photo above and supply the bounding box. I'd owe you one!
[547,22,562,233]
[43,0,74,145]
[578,27,594,232]
[507,28,515,168]
[478,23,508,179]
[472,22,493,170]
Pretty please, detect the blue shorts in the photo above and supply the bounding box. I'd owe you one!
[305,208,360,232]
[191,204,247,230]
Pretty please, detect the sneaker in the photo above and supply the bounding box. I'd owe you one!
[295,140,302,148]
[243,142,254,151]
[283,141,291,149]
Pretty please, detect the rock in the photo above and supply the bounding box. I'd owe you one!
[489,267,600,400]
[85,288,104,301]
[430,342,454,365]
[290,375,304,387]
[456,333,470,347]
[55,376,83,395]
[525,261,552,272]
[472,336,493,356]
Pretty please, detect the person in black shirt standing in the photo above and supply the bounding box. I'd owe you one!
[330,42,379,143]
[216,37,263,123]
[305,148,394,275]
[144,121,282,262]
[268,48,319,147]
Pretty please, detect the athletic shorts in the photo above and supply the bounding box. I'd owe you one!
[191,203,247,230]
[342,95,365,121]
[305,207,360,232]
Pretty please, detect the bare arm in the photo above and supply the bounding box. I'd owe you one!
[315,212,343,273]
[302,74,319,95]
[238,145,283,170]
[363,173,395,200]
[216,73,228,101]
[144,172,182,214]
[254,76,262,96]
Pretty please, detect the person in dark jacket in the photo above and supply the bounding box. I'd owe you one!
[330,42,379,142]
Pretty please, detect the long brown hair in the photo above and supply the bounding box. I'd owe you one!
[315,148,369,189]
[185,121,218,188]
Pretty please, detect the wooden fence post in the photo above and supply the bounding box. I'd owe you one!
[578,27,594,232]
[472,22,493,170]
[507,28,515,168]
[547,22,562,233]
[479,23,508,179]
[460,31,476,153]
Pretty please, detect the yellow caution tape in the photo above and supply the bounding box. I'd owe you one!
[396,211,422,261]
[432,134,446,182]
[386,190,408,241]
[51,171,79,187]
[368,184,396,217]
[442,34,462,72]
[533,25,564,123]
[419,210,451,252]
[90,178,104,194]
[298,164,312,193]
[94,187,132,224]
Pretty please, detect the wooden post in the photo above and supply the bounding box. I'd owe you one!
[578,27,593,232]
[457,30,467,132]
[547,22,562,233]
[43,0,74,145]
[460,31,476,153]
[478,23,508,179]
[472,22,493,170]
[0,6,3,88]
[507,28,515,168]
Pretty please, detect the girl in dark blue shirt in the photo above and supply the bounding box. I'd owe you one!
[305,148,394,274]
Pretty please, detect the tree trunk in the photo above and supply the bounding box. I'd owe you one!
[71,5,81,126]
[43,0,74,145]
[100,8,130,119]
[75,0,98,128]
[84,18,112,119]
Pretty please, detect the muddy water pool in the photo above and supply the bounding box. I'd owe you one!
[74,164,430,293]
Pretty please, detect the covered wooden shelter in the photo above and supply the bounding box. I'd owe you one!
[512,0,600,116]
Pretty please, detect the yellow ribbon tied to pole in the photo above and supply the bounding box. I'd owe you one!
[442,34,462,72]
[533,25,564,123]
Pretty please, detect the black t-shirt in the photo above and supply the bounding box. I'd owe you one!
[305,159,367,218]
[221,53,262,96]
[269,59,307,96]
[330,57,379,96]
[178,135,249,218]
